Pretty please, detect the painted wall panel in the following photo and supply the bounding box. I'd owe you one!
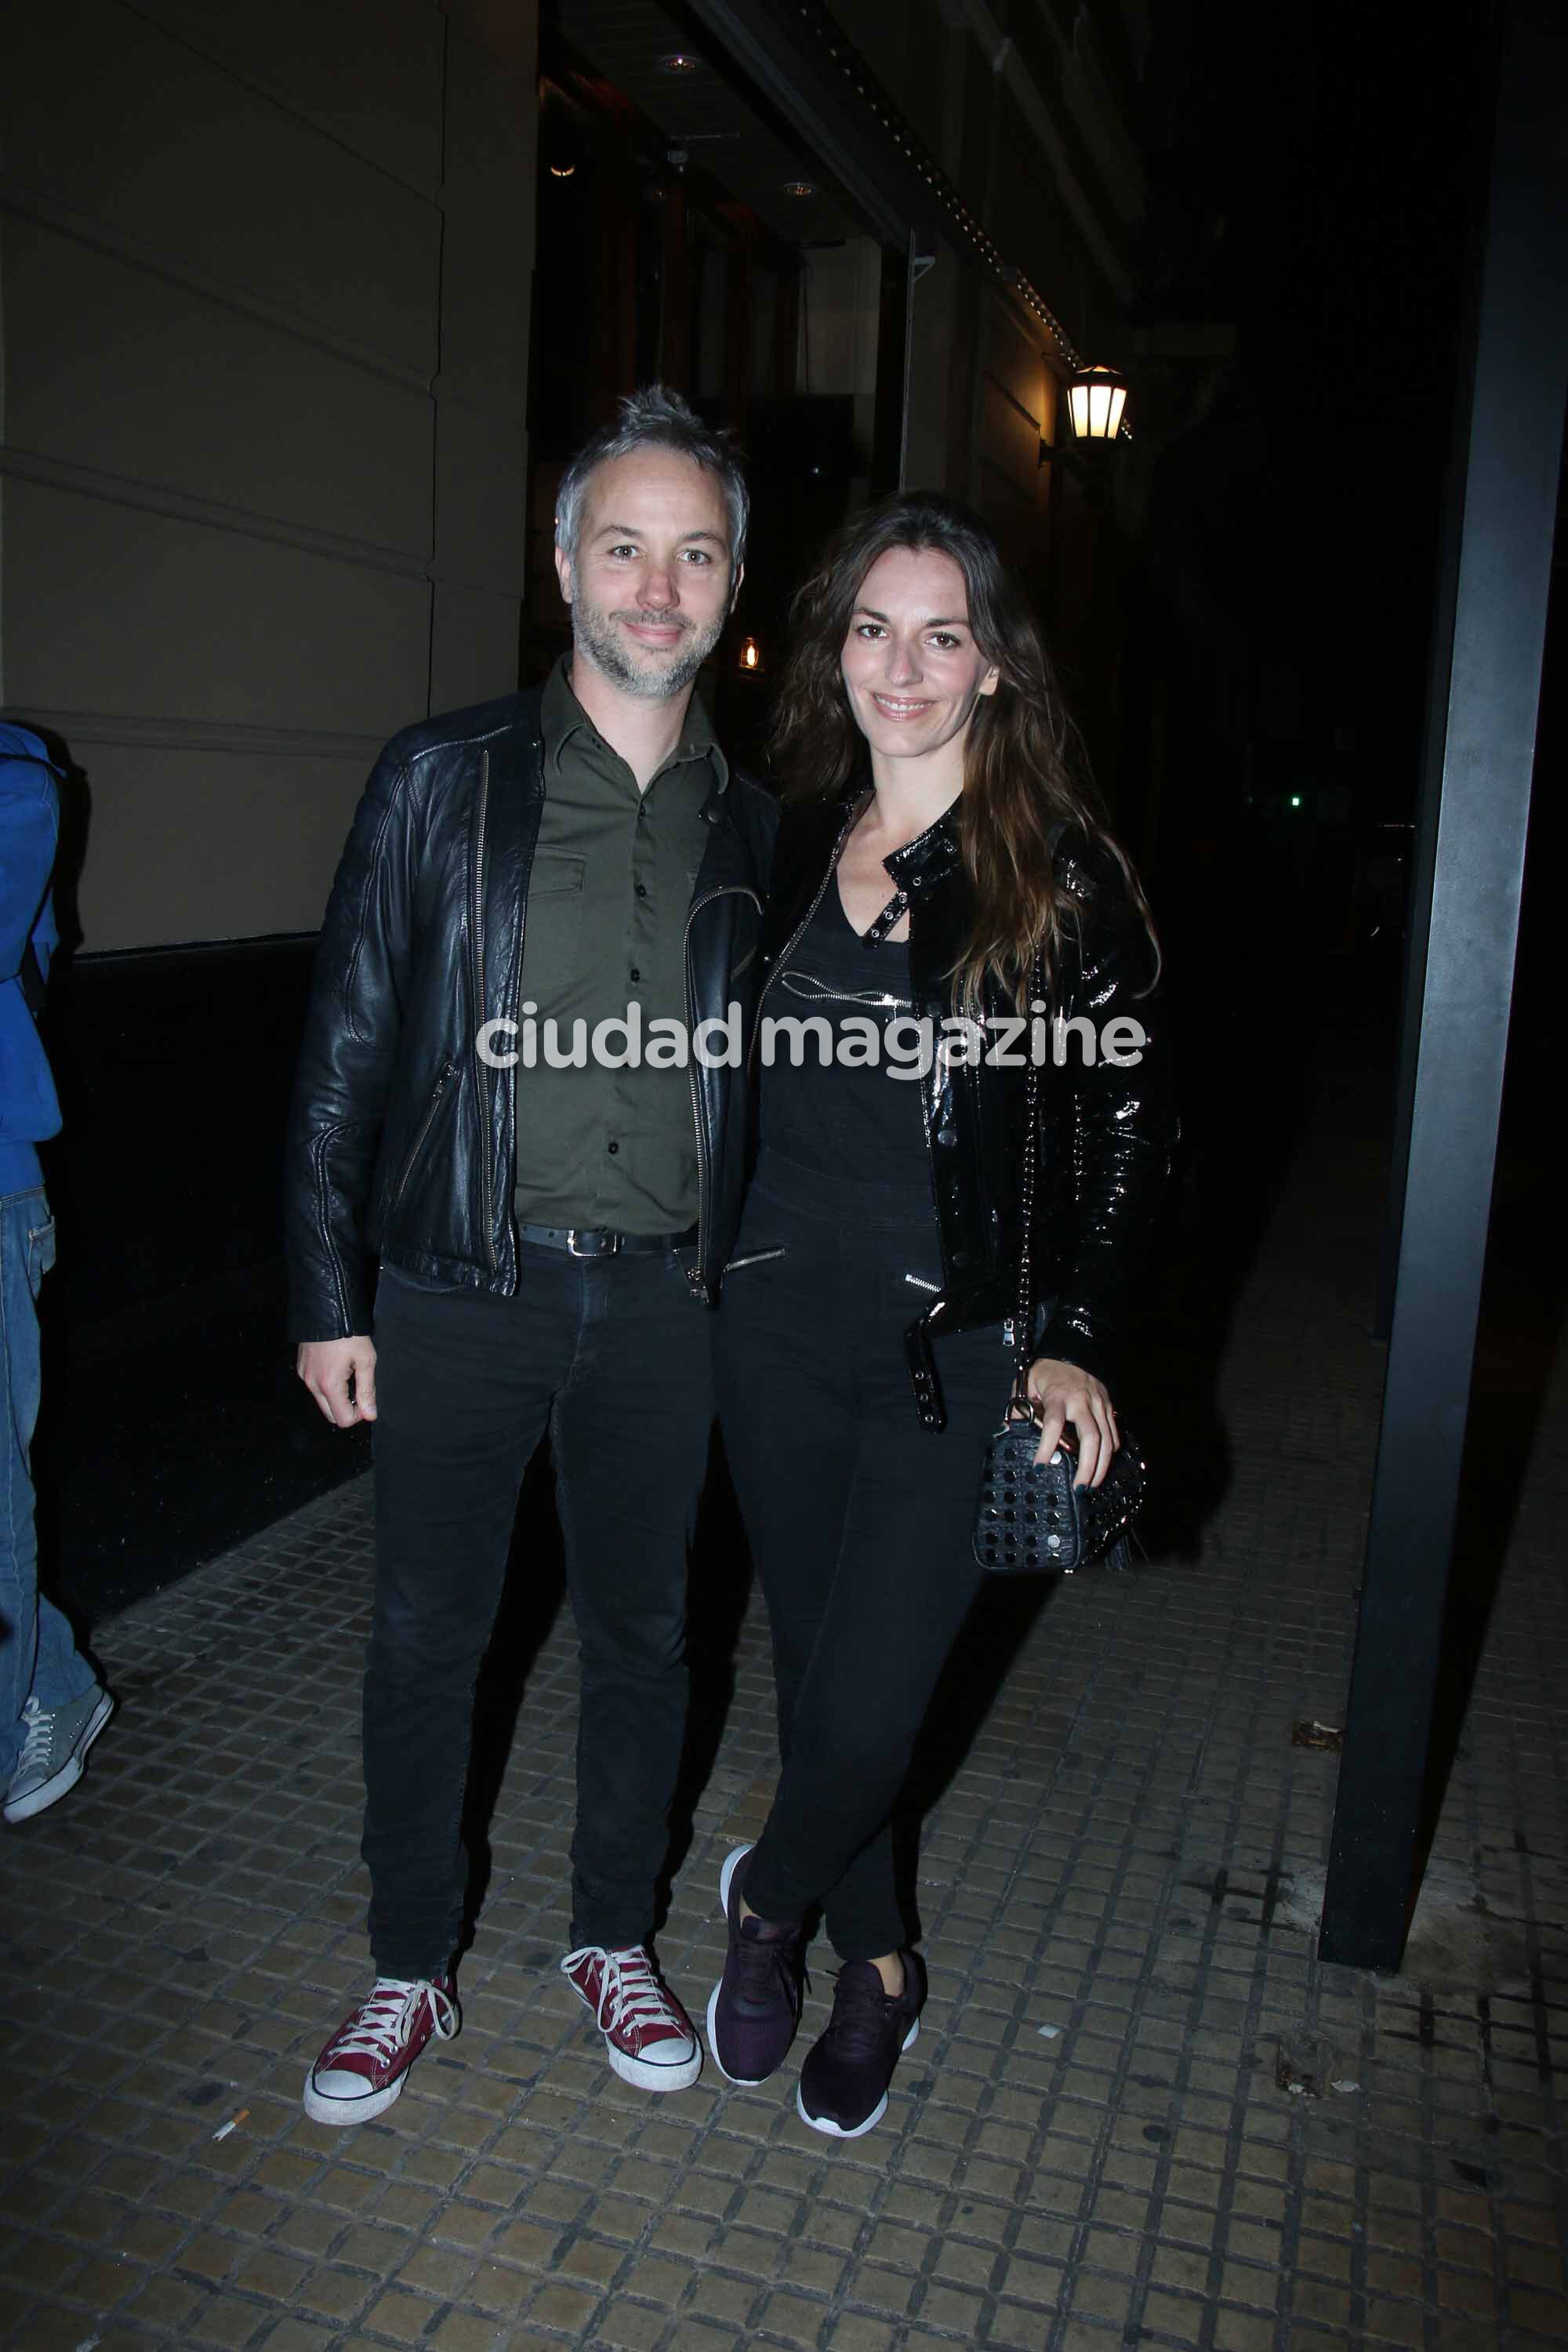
[5,0,441,376]
[1,1,537,950]
[134,0,445,194]
[6,481,428,736]
[434,24,536,416]
[980,376,1044,497]
[3,222,434,557]
[434,401,527,599]
[986,302,1047,424]
[430,582,521,717]
[70,743,375,949]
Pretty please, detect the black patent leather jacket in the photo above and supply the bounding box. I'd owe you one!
[759,791,1172,1426]
[285,687,777,1339]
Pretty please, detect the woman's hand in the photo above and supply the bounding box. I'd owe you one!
[1021,1356,1119,1487]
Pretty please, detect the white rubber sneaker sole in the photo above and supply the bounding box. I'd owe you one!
[718,1842,753,1917]
[601,2033,702,2093]
[3,1691,114,1824]
[708,1842,771,2087]
[706,1976,777,2088]
[303,2068,408,2126]
[797,2016,920,2139]
[562,1955,705,2092]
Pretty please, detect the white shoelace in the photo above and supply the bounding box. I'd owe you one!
[564,1945,682,2040]
[328,1976,457,2064]
[15,1700,54,1773]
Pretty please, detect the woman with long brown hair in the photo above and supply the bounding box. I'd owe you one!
[704,492,1172,2138]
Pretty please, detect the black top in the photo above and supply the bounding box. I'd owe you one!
[759,883,931,1192]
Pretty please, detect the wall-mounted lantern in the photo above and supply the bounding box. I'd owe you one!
[1067,364,1129,441]
[738,635,764,675]
[1039,363,1130,467]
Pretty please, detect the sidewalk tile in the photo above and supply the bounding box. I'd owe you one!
[5,1075,1566,2350]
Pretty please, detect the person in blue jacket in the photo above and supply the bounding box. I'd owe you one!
[0,722,111,1823]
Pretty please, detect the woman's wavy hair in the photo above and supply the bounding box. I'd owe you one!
[770,492,1157,1007]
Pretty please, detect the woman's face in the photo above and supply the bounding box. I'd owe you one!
[840,546,1000,767]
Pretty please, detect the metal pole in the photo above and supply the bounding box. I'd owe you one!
[1319,0,1566,1971]
[898,236,937,492]
[899,229,918,492]
[1373,286,1475,1342]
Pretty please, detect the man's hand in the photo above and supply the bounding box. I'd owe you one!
[1022,1356,1119,1488]
[297,1336,378,1427]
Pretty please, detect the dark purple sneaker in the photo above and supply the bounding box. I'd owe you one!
[797,1952,926,2138]
[706,1843,806,2086]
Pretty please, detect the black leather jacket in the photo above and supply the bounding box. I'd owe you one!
[760,791,1172,1426]
[285,687,778,1339]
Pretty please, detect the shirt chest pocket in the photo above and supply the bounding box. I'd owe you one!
[521,851,586,997]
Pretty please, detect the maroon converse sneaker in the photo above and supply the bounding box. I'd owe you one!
[303,1975,458,2125]
[561,1944,702,2091]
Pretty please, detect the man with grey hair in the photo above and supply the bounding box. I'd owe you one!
[286,387,775,2120]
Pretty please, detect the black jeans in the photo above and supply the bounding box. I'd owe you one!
[716,1152,1013,1961]
[364,1243,713,1977]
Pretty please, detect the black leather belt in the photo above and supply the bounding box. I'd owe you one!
[517,1222,697,1258]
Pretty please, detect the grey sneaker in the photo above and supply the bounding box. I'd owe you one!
[4,1689,114,1824]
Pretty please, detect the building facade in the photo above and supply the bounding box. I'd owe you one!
[1,0,1220,1583]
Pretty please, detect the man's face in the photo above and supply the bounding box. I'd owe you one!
[556,450,740,699]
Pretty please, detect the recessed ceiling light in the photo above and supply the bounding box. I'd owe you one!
[782,180,816,198]
[658,53,702,74]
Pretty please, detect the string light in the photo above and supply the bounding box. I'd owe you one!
[786,0,1131,430]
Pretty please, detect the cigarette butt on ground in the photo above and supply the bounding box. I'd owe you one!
[212,2108,250,2141]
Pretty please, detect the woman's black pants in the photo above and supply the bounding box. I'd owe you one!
[715,1152,1010,1962]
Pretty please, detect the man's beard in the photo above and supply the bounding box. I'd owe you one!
[572,590,726,700]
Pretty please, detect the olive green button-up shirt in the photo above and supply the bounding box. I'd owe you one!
[511,655,727,1233]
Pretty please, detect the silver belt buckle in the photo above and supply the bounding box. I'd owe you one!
[566,1229,616,1257]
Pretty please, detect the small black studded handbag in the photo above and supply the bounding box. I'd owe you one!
[973,1407,1146,1575]
[972,953,1146,1577]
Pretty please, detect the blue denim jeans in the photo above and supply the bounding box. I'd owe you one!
[1,1186,94,1775]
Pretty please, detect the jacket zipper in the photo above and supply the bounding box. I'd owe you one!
[749,799,863,1069]
[684,883,762,1299]
[392,1059,456,1208]
[470,749,496,1272]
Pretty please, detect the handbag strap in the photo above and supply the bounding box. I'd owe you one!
[1012,820,1070,1398]
[1011,940,1044,1397]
